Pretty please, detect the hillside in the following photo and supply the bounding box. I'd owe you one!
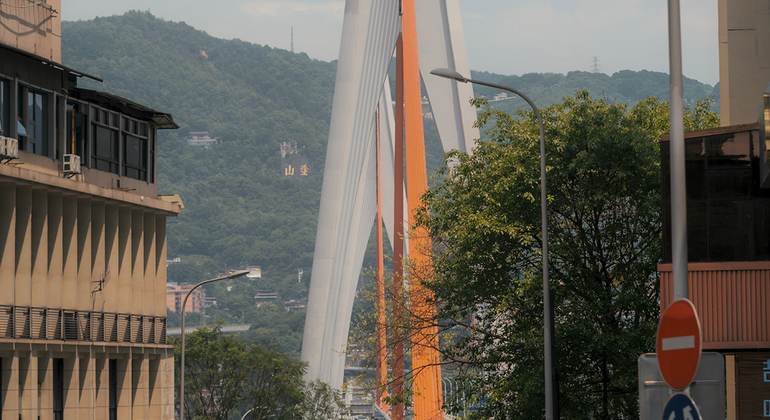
[63,12,335,283]
[61,12,719,351]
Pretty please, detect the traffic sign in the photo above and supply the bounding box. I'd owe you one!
[656,298,702,390]
[662,393,701,420]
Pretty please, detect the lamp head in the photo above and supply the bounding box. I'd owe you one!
[430,67,468,83]
[228,270,250,280]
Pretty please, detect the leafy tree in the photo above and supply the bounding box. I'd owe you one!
[174,325,250,420]
[415,91,719,419]
[300,380,348,420]
[243,345,307,420]
[174,325,312,420]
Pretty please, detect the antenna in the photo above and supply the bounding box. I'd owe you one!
[591,56,601,73]
[291,26,294,53]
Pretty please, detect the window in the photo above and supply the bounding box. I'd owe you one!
[18,86,49,155]
[88,107,152,181]
[0,79,8,137]
[109,359,117,420]
[53,358,63,420]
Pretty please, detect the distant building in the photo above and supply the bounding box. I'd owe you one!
[166,256,181,266]
[284,299,307,311]
[254,290,279,307]
[166,283,204,313]
[184,131,220,148]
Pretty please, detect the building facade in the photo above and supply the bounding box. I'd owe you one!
[165,284,204,314]
[0,1,181,419]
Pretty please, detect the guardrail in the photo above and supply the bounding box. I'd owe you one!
[0,305,167,344]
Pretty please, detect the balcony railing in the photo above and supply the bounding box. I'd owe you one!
[0,305,167,345]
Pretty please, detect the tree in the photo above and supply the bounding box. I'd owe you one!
[415,91,719,419]
[300,379,348,420]
[243,345,307,420]
[174,325,250,420]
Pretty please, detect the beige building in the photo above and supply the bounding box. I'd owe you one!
[0,1,182,419]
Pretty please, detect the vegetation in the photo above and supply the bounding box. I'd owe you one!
[173,325,346,420]
[407,91,719,419]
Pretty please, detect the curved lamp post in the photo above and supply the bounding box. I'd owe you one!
[430,68,556,420]
[179,270,250,420]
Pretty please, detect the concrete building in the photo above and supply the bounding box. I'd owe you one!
[165,284,203,313]
[0,1,182,419]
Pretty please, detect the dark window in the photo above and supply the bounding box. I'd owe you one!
[18,88,49,156]
[124,133,147,181]
[93,125,119,174]
[53,358,64,420]
[109,359,118,420]
[0,79,8,137]
[662,129,770,262]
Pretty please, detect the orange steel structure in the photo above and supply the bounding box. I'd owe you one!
[392,1,445,419]
[392,33,406,420]
[375,105,389,414]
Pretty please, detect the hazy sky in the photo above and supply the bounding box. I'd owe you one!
[62,0,720,85]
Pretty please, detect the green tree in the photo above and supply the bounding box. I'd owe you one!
[174,325,250,420]
[300,379,348,420]
[243,345,307,420]
[415,91,719,419]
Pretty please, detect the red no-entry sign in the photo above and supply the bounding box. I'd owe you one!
[657,298,702,390]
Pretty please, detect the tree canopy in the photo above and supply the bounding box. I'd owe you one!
[415,91,719,419]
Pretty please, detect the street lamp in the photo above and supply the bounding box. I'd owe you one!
[430,68,557,420]
[178,270,249,420]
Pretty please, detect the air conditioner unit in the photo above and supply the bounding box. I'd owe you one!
[0,136,18,159]
[63,154,81,174]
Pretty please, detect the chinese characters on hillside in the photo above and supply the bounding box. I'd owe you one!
[280,152,312,179]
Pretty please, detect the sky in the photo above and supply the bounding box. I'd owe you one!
[62,0,720,86]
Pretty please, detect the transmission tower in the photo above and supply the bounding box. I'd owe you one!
[591,56,601,73]
[291,26,294,53]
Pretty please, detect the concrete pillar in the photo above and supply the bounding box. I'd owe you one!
[118,207,131,319]
[1,354,19,419]
[77,198,92,313]
[143,212,156,319]
[38,355,52,420]
[91,201,106,314]
[104,204,119,315]
[116,357,131,419]
[94,356,108,420]
[148,356,161,420]
[159,350,175,420]
[0,183,15,306]
[718,0,770,125]
[61,195,78,310]
[132,355,149,420]
[131,210,144,319]
[155,216,167,321]
[47,193,62,316]
[18,354,37,420]
[31,189,48,309]
[15,186,32,308]
[62,356,77,419]
[78,352,94,419]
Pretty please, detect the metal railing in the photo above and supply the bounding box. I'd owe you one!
[0,305,166,344]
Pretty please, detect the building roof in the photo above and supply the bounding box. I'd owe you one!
[0,42,103,82]
[71,88,179,129]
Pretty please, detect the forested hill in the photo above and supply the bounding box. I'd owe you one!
[62,11,336,281]
[61,11,718,284]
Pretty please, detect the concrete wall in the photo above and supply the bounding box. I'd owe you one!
[718,0,770,126]
[0,0,61,62]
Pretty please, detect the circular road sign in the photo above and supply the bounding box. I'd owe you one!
[661,393,701,420]
[656,298,702,390]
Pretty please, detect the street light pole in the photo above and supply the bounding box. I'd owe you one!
[178,270,249,420]
[430,68,557,420]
